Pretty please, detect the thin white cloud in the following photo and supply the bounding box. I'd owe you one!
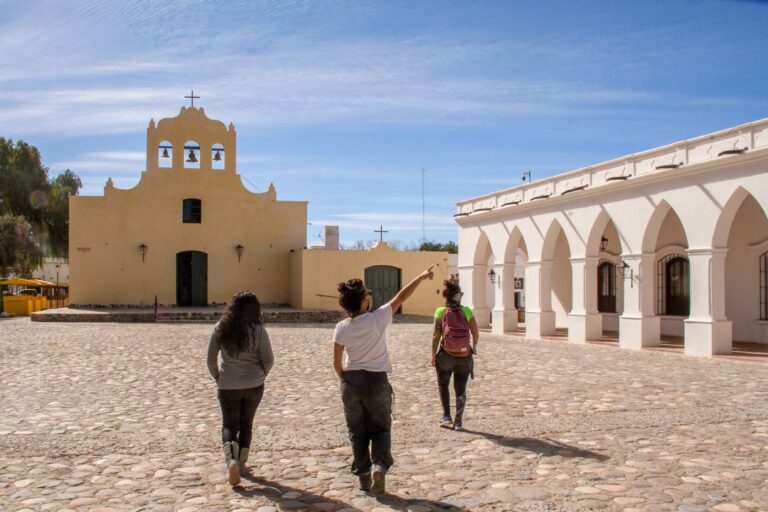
[0,1,696,137]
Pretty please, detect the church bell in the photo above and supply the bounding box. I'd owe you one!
[186,149,198,163]
[213,150,222,161]
[161,148,170,158]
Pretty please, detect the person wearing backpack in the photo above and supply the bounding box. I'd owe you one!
[431,278,479,431]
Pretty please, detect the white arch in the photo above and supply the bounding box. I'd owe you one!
[503,225,529,263]
[541,218,572,261]
[641,199,690,254]
[712,186,767,248]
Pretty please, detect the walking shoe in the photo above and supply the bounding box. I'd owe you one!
[371,464,386,495]
[439,415,454,428]
[453,419,464,431]
[358,472,372,492]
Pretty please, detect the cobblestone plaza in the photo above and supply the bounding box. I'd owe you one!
[1,318,767,511]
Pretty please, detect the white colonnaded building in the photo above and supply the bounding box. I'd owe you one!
[455,118,768,357]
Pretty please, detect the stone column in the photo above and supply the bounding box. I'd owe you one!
[619,253,660,349]
[525,260,556,338]
[491,263,517,334]
[684,248,732,356]
[568,257,602,343]
[462,264,490,328]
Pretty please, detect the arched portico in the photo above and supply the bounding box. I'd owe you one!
[577,210,626,342]
[525,219,574,339]
[491,227,528,334]
[715,188,768,350]
[455,118,768,358]
[468,231,494,328]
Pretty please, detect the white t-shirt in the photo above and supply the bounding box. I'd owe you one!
[333,303,393,373]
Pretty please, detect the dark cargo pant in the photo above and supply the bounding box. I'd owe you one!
[340,370,394,475]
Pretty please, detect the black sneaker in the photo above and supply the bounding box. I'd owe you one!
[371,464,386,495]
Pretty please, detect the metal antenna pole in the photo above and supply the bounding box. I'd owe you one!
[421,168,426,243]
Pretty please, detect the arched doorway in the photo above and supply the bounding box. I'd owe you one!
[659,255,689,316]
[177,251,208,306]
[597,260,617,314]
[364,265,401,312]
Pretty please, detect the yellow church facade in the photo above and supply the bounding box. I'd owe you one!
[69,106,447,315]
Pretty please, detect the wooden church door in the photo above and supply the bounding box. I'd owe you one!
[177,251,208,306]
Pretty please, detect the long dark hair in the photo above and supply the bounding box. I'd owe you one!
[218,291,262,356]
[338,278,367,315]
[442,278,462,307]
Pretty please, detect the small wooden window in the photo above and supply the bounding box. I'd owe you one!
[183,198,201,224]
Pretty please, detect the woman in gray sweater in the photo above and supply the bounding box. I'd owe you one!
[207,292,274,486]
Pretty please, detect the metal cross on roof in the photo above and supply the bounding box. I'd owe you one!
[184,90,200,107]
[374,225,389,242]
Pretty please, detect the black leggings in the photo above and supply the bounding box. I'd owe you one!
[436,352,473,421]
[217,385,264,448]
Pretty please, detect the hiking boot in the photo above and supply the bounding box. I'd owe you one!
[453,419,464,431]
[239,447,250,475]
[358,472,372,492]
[439,415,453,428]
[371,464,386,495]
[222,441,240,486]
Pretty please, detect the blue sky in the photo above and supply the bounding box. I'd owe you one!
[1,0,767,246]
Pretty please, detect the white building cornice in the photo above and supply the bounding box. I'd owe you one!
[455,118,768,223]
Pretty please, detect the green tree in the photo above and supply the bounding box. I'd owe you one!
[0,214,43,277]
[418,241,458,253]
[0,138,81,257]
[45,170,82,255]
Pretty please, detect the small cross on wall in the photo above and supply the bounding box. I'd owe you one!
[374,225,389,242]
[184,90,200,107]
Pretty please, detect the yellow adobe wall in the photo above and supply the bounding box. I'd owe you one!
[291,242,449,316]
[69,107,307,305]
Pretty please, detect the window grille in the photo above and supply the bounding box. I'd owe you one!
[597,259,616,313]
[760,251,768,321]
[657,254,689,316]
[183,198,202,224]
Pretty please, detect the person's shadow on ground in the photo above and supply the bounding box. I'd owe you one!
[456,429,609,461]
[237,473,469,511]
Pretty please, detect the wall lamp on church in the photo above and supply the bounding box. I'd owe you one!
[235,244,245,263]
[138,243,148,262]
[488,268,497,285]
[618,261,633,288]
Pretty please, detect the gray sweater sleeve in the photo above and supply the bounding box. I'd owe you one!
[259,327,274,376]
[207,325,221,381]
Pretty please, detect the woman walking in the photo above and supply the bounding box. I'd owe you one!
[333,266,434,495]
[207,291,274,486]
[431,279,479,431]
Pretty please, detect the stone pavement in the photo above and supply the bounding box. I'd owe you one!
[1,318,767,512]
